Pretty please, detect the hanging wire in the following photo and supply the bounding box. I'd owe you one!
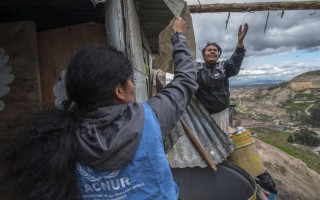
[197,0,201,9]
[277,10,285,18]
[225,11,231,30]
[264,11,270,33]
[309,10,317,15]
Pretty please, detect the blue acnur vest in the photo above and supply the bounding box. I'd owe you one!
[76,103,179,200]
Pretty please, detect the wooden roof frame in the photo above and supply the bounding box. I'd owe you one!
[188,1,320,13]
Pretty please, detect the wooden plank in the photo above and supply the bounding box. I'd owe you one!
[189,1,320,13]
[0,21,41,160]
[0,20,41,131]
[37,22,106,110]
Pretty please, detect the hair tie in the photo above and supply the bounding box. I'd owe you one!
[61,100,78,113]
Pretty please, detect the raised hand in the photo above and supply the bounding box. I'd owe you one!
[237,23,249,48]
[173,17,187,33]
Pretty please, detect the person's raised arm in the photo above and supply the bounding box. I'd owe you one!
[225,23,249,77]
[147,17,198,137]
[237,23,249,48]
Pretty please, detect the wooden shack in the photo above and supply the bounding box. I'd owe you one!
[0,0,180,148]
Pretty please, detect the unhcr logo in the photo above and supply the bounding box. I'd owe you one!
[76,163,131,193]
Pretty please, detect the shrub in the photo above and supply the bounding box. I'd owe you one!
[293,127,320,147]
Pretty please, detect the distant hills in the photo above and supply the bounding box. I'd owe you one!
[230,79,284,89]
[230,70,320,90]
[231,69,320,129]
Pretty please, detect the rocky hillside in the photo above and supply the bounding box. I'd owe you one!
[289,70,320,92]
[231,70,320,129]
[231,70,320,199]
[256,139,320,200]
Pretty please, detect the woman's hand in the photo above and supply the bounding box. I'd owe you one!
[173,17,187,33]
[237,23,249,48]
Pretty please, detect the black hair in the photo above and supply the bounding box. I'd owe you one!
[66,45,134,111]
[202,42,222,58]
[1,111,78,200]
[0,45,134,200]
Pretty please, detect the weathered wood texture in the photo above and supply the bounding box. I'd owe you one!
[37,22,106,110]
[189,1,320,13]
[0,21,41,141]
[123,0,149,102]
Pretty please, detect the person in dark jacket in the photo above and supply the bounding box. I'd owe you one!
[1,17,198,200]
[195,23,249,134]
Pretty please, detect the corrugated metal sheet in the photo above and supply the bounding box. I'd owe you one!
[166,96,235,168]
[134,0,177,53]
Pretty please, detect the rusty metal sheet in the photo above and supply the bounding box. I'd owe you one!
[166,97,235,168]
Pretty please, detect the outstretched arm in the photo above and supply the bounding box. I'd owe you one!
[148,17,198,136]
[225,23,249,77]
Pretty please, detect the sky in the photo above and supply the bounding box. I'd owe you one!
[184,0,320,85]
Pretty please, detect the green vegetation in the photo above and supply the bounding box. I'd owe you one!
[254,91,268,101]
[229,101,240,107]
[249,127,320,174]
[257,113,273,122]
[293,93,318,101]
[281,93,320,127]
[309,103,320,127]
[289,127,320,146]
[283,99,313,111]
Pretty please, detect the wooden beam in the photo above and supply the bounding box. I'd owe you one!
[188,1,320,13]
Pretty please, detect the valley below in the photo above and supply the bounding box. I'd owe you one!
[229,71,320,200]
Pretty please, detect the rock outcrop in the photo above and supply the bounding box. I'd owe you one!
[288,70,320,92]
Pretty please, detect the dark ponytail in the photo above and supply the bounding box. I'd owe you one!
[1,110,79,200]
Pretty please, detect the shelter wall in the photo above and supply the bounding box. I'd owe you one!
[124,0,151,102]
[0,21,41,149]
[38,22,106,110]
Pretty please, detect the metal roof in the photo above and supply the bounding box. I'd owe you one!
[134,0,175,54]
[166,96,235,168]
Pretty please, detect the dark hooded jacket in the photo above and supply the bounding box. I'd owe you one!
[195,47,245,113]
[75,32,198,170]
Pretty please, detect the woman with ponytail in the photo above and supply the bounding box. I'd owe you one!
[1,17,198,200]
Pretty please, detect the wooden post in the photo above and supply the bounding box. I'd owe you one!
[104,0,126,52]
[189,1,320,13]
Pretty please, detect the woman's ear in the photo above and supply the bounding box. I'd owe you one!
[114,84,126,102]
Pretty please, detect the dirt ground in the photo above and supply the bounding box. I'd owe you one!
[255,139,320,200]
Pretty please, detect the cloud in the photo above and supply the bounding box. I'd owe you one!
[237,64,319,79]
[192,11,320,60]
[305,47,319,53]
